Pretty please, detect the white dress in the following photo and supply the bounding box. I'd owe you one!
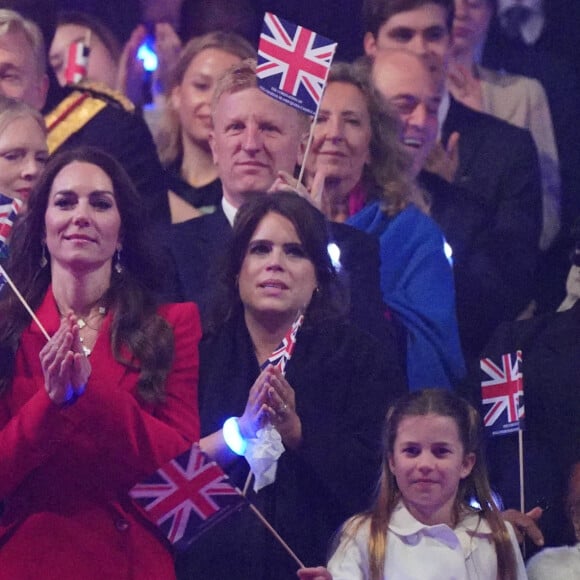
[327,502,527,579]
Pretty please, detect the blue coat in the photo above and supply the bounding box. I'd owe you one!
[349,202,465,389]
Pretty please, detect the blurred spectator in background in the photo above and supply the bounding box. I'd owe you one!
[156,32,255,222]
[482,0,580,241]
[49,11,121,90]
[450,0,560,251]
[0,7,170,225]
[472,217,580,551]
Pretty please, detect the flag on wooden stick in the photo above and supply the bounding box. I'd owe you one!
[65,40,90,85]
[130,444,246,551]
[257,12,337,116]
[130,443,305,568]
[480,350,525,436]
[0,193,23,258]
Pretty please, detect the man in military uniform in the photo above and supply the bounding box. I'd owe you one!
[0,6,169,225]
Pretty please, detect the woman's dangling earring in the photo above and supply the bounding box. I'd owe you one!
[114,246,123,274]
[40,242,48,268]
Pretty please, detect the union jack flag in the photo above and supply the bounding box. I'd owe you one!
[65,40,90,85]
[260,313,304,373]
[130,444,246,551]
[480,351,525,436]
[0,194,23,258]
[257,13,337,116]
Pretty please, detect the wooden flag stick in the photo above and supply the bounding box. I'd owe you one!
[297,109,320,186]
[242,471,253,496]
[247,502,305,569]
[518,428,526,559]
[84,28,92,50]
[0,264,50,340]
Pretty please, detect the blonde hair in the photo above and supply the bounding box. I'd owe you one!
[157,32,255,166]
[211,58,310,134]
[0,94,46,136]
[337,389,519,580]
[0,9,46,76]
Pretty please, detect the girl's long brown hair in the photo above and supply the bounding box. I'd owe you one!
[336,389,518,580]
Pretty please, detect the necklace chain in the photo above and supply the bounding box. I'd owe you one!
[76,306,106,331]
[55,301,107,357]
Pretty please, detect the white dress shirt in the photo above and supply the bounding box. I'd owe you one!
[327,502,527,579]
[221,196,238,227]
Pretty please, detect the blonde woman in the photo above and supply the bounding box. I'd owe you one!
[0,95,48,267]
[156,31,255,222]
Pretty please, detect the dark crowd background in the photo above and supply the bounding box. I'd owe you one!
[12,0,578,74]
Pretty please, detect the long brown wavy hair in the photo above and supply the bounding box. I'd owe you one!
[0,147,174,403]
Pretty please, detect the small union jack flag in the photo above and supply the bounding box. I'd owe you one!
[480,351,525,436]
[0,194,23,258]
[260,313,304,373]
[130,444,247,551]
[257,12,337,116]
[65,40,90,85]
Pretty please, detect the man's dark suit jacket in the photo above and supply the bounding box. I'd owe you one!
[435,98,543,357]
[463,302,580,550]
[168,205,390,341]
[483,20,580,230]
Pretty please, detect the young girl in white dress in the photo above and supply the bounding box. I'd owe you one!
[299,389,527,580]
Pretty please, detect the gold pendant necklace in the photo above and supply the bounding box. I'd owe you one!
[76,306,106,330]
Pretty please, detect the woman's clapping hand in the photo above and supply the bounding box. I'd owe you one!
[40,314,91,406]
[238,365,302,449]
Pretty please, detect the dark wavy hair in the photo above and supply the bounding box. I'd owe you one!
[0,146,173,402]
[362,0,455,37]
[205,191,347,332]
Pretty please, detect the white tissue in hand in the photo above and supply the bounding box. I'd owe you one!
[244,424,285,492]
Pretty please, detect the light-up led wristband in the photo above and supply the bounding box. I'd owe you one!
[223,417,247,456]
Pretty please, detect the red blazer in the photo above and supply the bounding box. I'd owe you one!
[0,289,201,580]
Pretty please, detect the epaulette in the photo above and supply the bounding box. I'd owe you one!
[76,80,136,113]
[44,82,135,154]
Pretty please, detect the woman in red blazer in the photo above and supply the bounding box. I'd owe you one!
[0,147,201,579]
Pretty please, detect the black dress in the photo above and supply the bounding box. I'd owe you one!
[165,160,222,213]
[176,309,406,580]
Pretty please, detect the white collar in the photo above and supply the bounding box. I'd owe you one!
[221,196,238,227]
[519,12,545,45]
[389,501,493,557]
[498,0,545,45]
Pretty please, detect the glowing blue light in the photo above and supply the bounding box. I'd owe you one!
[443,239,453,267]
[223,417,246,456]
[137,42,158,72]
[327,242,342,271]
[469,497,481,510]
[469,490,504,511]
